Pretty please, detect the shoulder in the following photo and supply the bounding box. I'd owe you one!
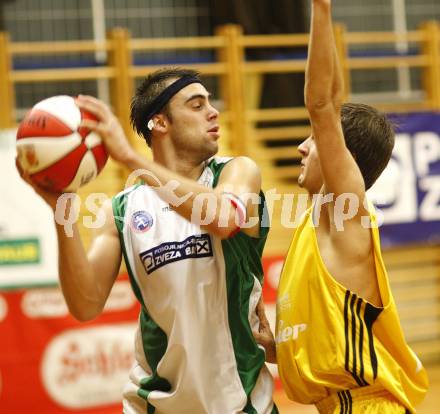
[112,183,147,208]
[208,155,258,168]
[217,156,261,176]
[216,157,262,194]
[207,156,261,189]
[113,183,143,200]
[111,184,145,231]
[209,155,234,165]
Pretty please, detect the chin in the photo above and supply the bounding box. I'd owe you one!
[198,145,218,163]
[207,142,219,157]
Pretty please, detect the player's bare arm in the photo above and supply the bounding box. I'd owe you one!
[214,156,262,238]
[77,95,262,239]
[306,0,381,306]
[16,159,122,320]
[306,0,366,206]
[56,199,122,321]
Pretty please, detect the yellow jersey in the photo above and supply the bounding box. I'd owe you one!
[276,206,428,412]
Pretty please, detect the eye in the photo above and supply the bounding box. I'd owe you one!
[192,101,203,109]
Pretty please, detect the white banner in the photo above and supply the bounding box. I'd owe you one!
[0,129,58,288]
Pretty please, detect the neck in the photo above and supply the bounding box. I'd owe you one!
[152,147,206,181]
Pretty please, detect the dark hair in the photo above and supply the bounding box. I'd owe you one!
[130,67,201,147]
[341,103,395,190]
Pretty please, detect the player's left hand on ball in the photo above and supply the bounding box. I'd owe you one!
[75,95,136,165]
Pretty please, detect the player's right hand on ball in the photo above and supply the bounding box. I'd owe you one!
[75,95,136,166]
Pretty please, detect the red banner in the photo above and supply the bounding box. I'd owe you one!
[0,259,285,412]
[0,277,140,413]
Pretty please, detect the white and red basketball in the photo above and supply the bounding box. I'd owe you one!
[16,95,108,192]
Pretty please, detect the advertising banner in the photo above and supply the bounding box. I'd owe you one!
[0,129,58,288]
[0,278,139,413]
[0,269,283,412]
[369,112,440,247]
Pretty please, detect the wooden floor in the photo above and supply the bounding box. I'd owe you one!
[273,364,440,413]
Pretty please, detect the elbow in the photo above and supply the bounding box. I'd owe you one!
[305,96,342,118]
[209,220,240,240]
[305,89,332,112]
[214,225,239,240]
[72,314,95,323]
[201,196,244,239]
[67,302,101,322]
[71,311,99,323]
[210,210,242,240]
[305,89,343,114]
[306,98,330,114]
[305,86,343,115]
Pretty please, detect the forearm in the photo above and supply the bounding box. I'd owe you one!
[305,0,338,109]
[125,152,238,238]
[56,223,105,321]
[332,42,345,103]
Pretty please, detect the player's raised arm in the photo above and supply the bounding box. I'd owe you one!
[305,0,366,203]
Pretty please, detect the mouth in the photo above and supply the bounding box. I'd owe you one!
[207,125,220,138]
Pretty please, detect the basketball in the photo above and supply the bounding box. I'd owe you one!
[16,95,108,192]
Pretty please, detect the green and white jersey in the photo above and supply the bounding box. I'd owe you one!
[112,157,277,414]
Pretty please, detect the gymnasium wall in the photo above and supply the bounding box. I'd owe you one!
[3,0,440,112]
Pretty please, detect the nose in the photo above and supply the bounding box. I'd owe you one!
[207,103,219,120]
[298,136,311,156]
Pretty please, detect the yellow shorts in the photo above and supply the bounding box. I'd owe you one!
[315,384,410,414]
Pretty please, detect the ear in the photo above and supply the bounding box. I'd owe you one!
[150,114,168,135]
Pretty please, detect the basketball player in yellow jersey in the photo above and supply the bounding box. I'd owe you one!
[254,1,429,413]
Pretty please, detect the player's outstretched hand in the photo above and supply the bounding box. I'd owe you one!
[253,297,277,364]
[75,95,137,166]
[15,157,62,211]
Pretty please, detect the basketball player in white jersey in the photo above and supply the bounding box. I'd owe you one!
[17,67,277,414]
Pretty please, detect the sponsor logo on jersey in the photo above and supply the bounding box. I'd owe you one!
[277,293,292,311]
[140,234,213,274]
[131,210,153,233]
[276,319,307,344]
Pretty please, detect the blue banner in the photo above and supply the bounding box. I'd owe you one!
[368,112,440,247]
